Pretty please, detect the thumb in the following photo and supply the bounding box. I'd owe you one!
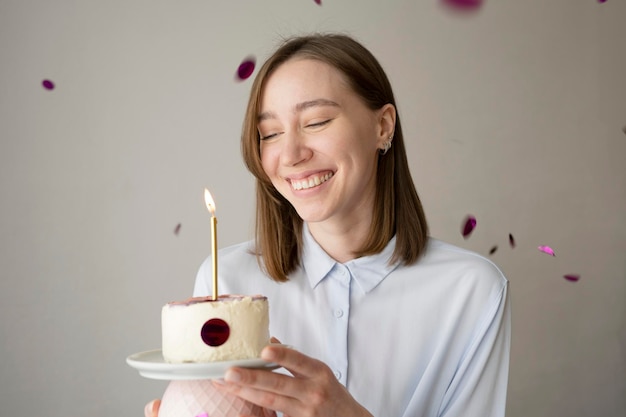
[144,399,161,417]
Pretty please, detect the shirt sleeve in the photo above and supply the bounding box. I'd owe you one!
[438,280,511,417]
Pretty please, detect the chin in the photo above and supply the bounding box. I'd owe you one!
[293,208,329,224]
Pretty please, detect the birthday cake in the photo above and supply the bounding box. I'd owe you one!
[161,294,270,363]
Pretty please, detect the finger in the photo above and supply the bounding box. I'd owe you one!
[261,345,326,379]
[144,399,161,417]
[224,367,299,396]
[221,369,301,414]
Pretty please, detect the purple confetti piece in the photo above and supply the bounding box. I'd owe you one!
[598,0,607,3]
[42,79,55,90]
[314,0,322,4]
[489,245,498,255]
[461,215,477,238]
[538,245,556,256]
[174,223,181,235]
[441,0,484,11]
[563,274,580,282]
[509,233,516,248]
[236,57,256,81]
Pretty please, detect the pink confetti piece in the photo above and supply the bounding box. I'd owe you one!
[236,57,256,81]
[509,233,516,248]
[461,215,477,238]
[42,79,55,90]
[174,223,181,235]
[195,413,209,417]
[538,245,556,256]
[314,0,322,4]
[441,0,484,11]
[489,245,498,255]
[563,274,580,282]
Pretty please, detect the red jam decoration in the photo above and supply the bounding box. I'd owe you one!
[201,318,230,347]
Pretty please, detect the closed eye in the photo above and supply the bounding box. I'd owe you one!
[306,119,332,128]
[259,131,283,141]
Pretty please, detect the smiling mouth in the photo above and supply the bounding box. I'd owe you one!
[289,172,334,191]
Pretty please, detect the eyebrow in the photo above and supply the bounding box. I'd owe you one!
[258,98,340,122]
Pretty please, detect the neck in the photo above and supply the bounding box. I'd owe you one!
[307,217,371,263]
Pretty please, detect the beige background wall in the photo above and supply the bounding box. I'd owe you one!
[1,1,624,416]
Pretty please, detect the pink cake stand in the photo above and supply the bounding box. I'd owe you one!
[158,380,263,417]
[127,349,279,417]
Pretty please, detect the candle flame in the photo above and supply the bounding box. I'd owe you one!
[204,188,216,215]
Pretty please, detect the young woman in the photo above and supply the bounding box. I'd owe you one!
[147,33,510,417]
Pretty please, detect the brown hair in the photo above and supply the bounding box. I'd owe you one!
[241,33,429,282]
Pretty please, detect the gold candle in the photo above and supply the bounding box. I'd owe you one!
[204,188,218,300]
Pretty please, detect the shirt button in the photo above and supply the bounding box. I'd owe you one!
[334,309,344,318]
[334,370,342,380]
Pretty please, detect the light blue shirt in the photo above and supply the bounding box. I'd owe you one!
[194,226,510,417]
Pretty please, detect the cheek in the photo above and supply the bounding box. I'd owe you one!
[259,145,278,176]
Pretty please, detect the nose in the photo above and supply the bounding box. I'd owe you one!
[280,130,312,166]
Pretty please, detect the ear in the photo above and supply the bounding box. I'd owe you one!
[376,103,397,149]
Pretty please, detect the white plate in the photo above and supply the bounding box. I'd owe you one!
[126,349,281,380]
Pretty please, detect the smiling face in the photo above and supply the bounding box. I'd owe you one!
[258,58,394,230]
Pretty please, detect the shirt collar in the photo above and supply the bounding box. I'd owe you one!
[301,223,400,294]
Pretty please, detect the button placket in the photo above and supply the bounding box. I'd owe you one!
[327,264,350,386]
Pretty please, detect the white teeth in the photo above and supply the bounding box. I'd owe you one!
[291,172,333,190]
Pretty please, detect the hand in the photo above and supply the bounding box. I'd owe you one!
[144,399,160,417]
[213,344,373,417]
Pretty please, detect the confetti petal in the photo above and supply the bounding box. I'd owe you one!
[236,57,256,81]
[538,245,556,256]
[195,413,208,417]
[174,223,181,235]
[314,0,322,4]
[509,233,516,248]
[598,0,607,3]
[42,79,55,90]
[563,274,580,282]
[441,0,484,11]
[461,215,477,238]
[489,245,498,255]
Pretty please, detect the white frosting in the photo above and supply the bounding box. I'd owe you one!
[162,295,270,363]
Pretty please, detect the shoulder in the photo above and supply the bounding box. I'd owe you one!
[198,239,259,276]
[196,240,274,295]
[219,240,257,262]
[416,238,508,300]
[427,238,505,272]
